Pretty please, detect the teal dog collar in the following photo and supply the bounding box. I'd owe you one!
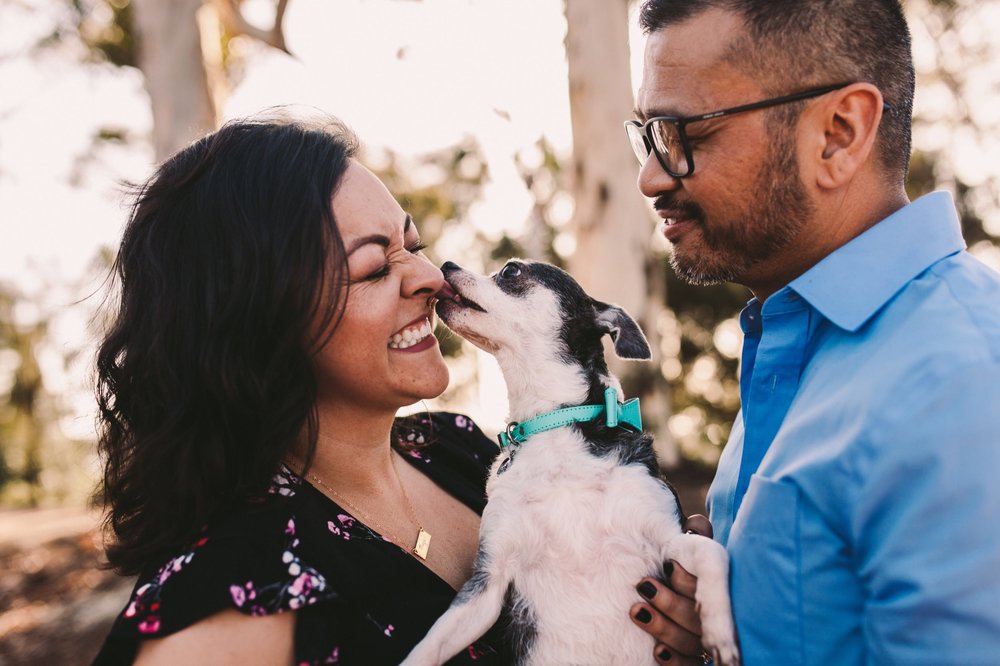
[497,387,642,449]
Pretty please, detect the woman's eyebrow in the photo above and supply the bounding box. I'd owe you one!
[347,234,389,255]
[347,214,414,256]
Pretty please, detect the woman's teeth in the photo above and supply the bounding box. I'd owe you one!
[388,320,433,349]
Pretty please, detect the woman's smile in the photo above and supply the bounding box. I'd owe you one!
[389,315,437,351]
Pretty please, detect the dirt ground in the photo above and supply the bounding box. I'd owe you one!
[0,465,712,666]
[0,507,135,665]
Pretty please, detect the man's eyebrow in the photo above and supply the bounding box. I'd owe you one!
[346,214,414,256]
[633,105,684,120]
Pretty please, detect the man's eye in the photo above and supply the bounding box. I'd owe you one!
[407,241,428,254]
[499,263,522,279]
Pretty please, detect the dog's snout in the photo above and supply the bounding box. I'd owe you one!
[441,261,462,275]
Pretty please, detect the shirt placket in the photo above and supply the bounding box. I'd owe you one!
[732,292,811,518]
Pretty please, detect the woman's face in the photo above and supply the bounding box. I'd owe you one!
[315,160,449,412]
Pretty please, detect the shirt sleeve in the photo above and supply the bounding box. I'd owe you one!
[111,507,340,640]
[851,362,1000,665]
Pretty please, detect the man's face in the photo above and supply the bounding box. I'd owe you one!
[634,8,814,292]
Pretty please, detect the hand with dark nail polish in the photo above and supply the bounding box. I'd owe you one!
[638,580,658,599]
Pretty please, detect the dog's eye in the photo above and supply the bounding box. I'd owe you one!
[499,263,522,280]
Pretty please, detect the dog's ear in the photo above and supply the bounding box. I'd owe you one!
[592,299,651,360]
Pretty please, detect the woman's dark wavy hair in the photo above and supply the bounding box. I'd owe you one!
[96,114,358,575]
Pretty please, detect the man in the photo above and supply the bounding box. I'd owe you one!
[624,1,1000,664]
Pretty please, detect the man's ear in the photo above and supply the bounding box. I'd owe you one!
[810,83,884,190]
[592,299,651,360]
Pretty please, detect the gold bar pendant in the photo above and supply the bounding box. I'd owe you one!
[412,527,432,560]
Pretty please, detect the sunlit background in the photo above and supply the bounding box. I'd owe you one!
[1,0,999,658]
[3,0,1000,504]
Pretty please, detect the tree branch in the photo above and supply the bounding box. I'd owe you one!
[214,0,291,54]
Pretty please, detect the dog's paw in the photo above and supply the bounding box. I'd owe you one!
[700,610,740,666]
[706,641,741,666]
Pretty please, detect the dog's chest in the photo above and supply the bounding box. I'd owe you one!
[485,431,665,554]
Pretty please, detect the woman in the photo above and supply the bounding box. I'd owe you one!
[92,115,506,665]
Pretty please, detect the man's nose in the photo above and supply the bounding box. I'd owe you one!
[637,154,681,199]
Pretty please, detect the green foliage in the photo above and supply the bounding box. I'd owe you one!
[0,284,47,506]
[55,0,139,68]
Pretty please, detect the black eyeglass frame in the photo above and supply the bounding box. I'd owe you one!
[625,81,889,178]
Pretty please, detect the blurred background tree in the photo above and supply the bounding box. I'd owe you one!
[1,0,998,509]
[2,1,998,659]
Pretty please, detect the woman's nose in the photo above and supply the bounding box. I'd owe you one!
[404,254,445,297]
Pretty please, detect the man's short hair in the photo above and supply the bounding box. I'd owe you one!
[639,0,915,183]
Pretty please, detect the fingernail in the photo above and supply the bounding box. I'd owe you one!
[663,560,674,579]
[658,647,672,661]
[637,581,657,599]
[635,608,652,624]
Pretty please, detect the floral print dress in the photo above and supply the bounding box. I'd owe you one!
[92,413,509,665]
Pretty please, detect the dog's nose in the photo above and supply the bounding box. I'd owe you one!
[441,261,462,275]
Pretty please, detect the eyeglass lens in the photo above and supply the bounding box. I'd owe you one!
[627,120,690,176]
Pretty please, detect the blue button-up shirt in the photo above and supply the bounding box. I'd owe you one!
[707,192,1000,665]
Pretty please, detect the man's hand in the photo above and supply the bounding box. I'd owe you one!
[630,515,714,664]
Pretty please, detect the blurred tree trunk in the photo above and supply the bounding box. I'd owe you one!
[130,0,291,160]
[132,0,217,160]
[563,0,676,464]
[0,293,48,506]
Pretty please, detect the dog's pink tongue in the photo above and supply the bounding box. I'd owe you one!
[437,281,457,301]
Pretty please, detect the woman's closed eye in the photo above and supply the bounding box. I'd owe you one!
[362,241,429,282]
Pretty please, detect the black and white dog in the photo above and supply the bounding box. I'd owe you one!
[401,259,740,666]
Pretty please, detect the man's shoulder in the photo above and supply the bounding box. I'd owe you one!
[792,251,1000,442]
[923,251,1000,354]
[849,250,1000,368]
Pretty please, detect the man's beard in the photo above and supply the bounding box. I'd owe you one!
[661,129,815,286]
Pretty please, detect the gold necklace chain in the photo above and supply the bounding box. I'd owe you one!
[305,452,432,560]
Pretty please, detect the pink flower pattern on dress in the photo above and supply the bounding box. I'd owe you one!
[124,531,209,634]
[229,516,333,616]
[326,512,391,546]
[111,413,497,665]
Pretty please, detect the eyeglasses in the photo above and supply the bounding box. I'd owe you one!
[625,82,876,178]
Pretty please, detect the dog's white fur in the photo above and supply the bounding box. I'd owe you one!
[401,261,740,666]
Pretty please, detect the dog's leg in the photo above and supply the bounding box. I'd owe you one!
[399,548,509,666]
[665,533,741,666]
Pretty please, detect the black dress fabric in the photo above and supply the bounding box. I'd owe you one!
[92,412,508,665]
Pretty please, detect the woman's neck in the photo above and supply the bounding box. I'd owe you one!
[293,399,400,497]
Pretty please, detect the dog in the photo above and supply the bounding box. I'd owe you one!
[400,259,740,666]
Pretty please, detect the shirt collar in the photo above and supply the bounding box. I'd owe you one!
[788,191,966,332]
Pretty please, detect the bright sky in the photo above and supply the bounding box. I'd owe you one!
[1,0,998,442]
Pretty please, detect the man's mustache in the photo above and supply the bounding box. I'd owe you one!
[654,195,705,223]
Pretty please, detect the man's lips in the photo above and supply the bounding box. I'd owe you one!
[656,208,698,224]
[656,209,699,242]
